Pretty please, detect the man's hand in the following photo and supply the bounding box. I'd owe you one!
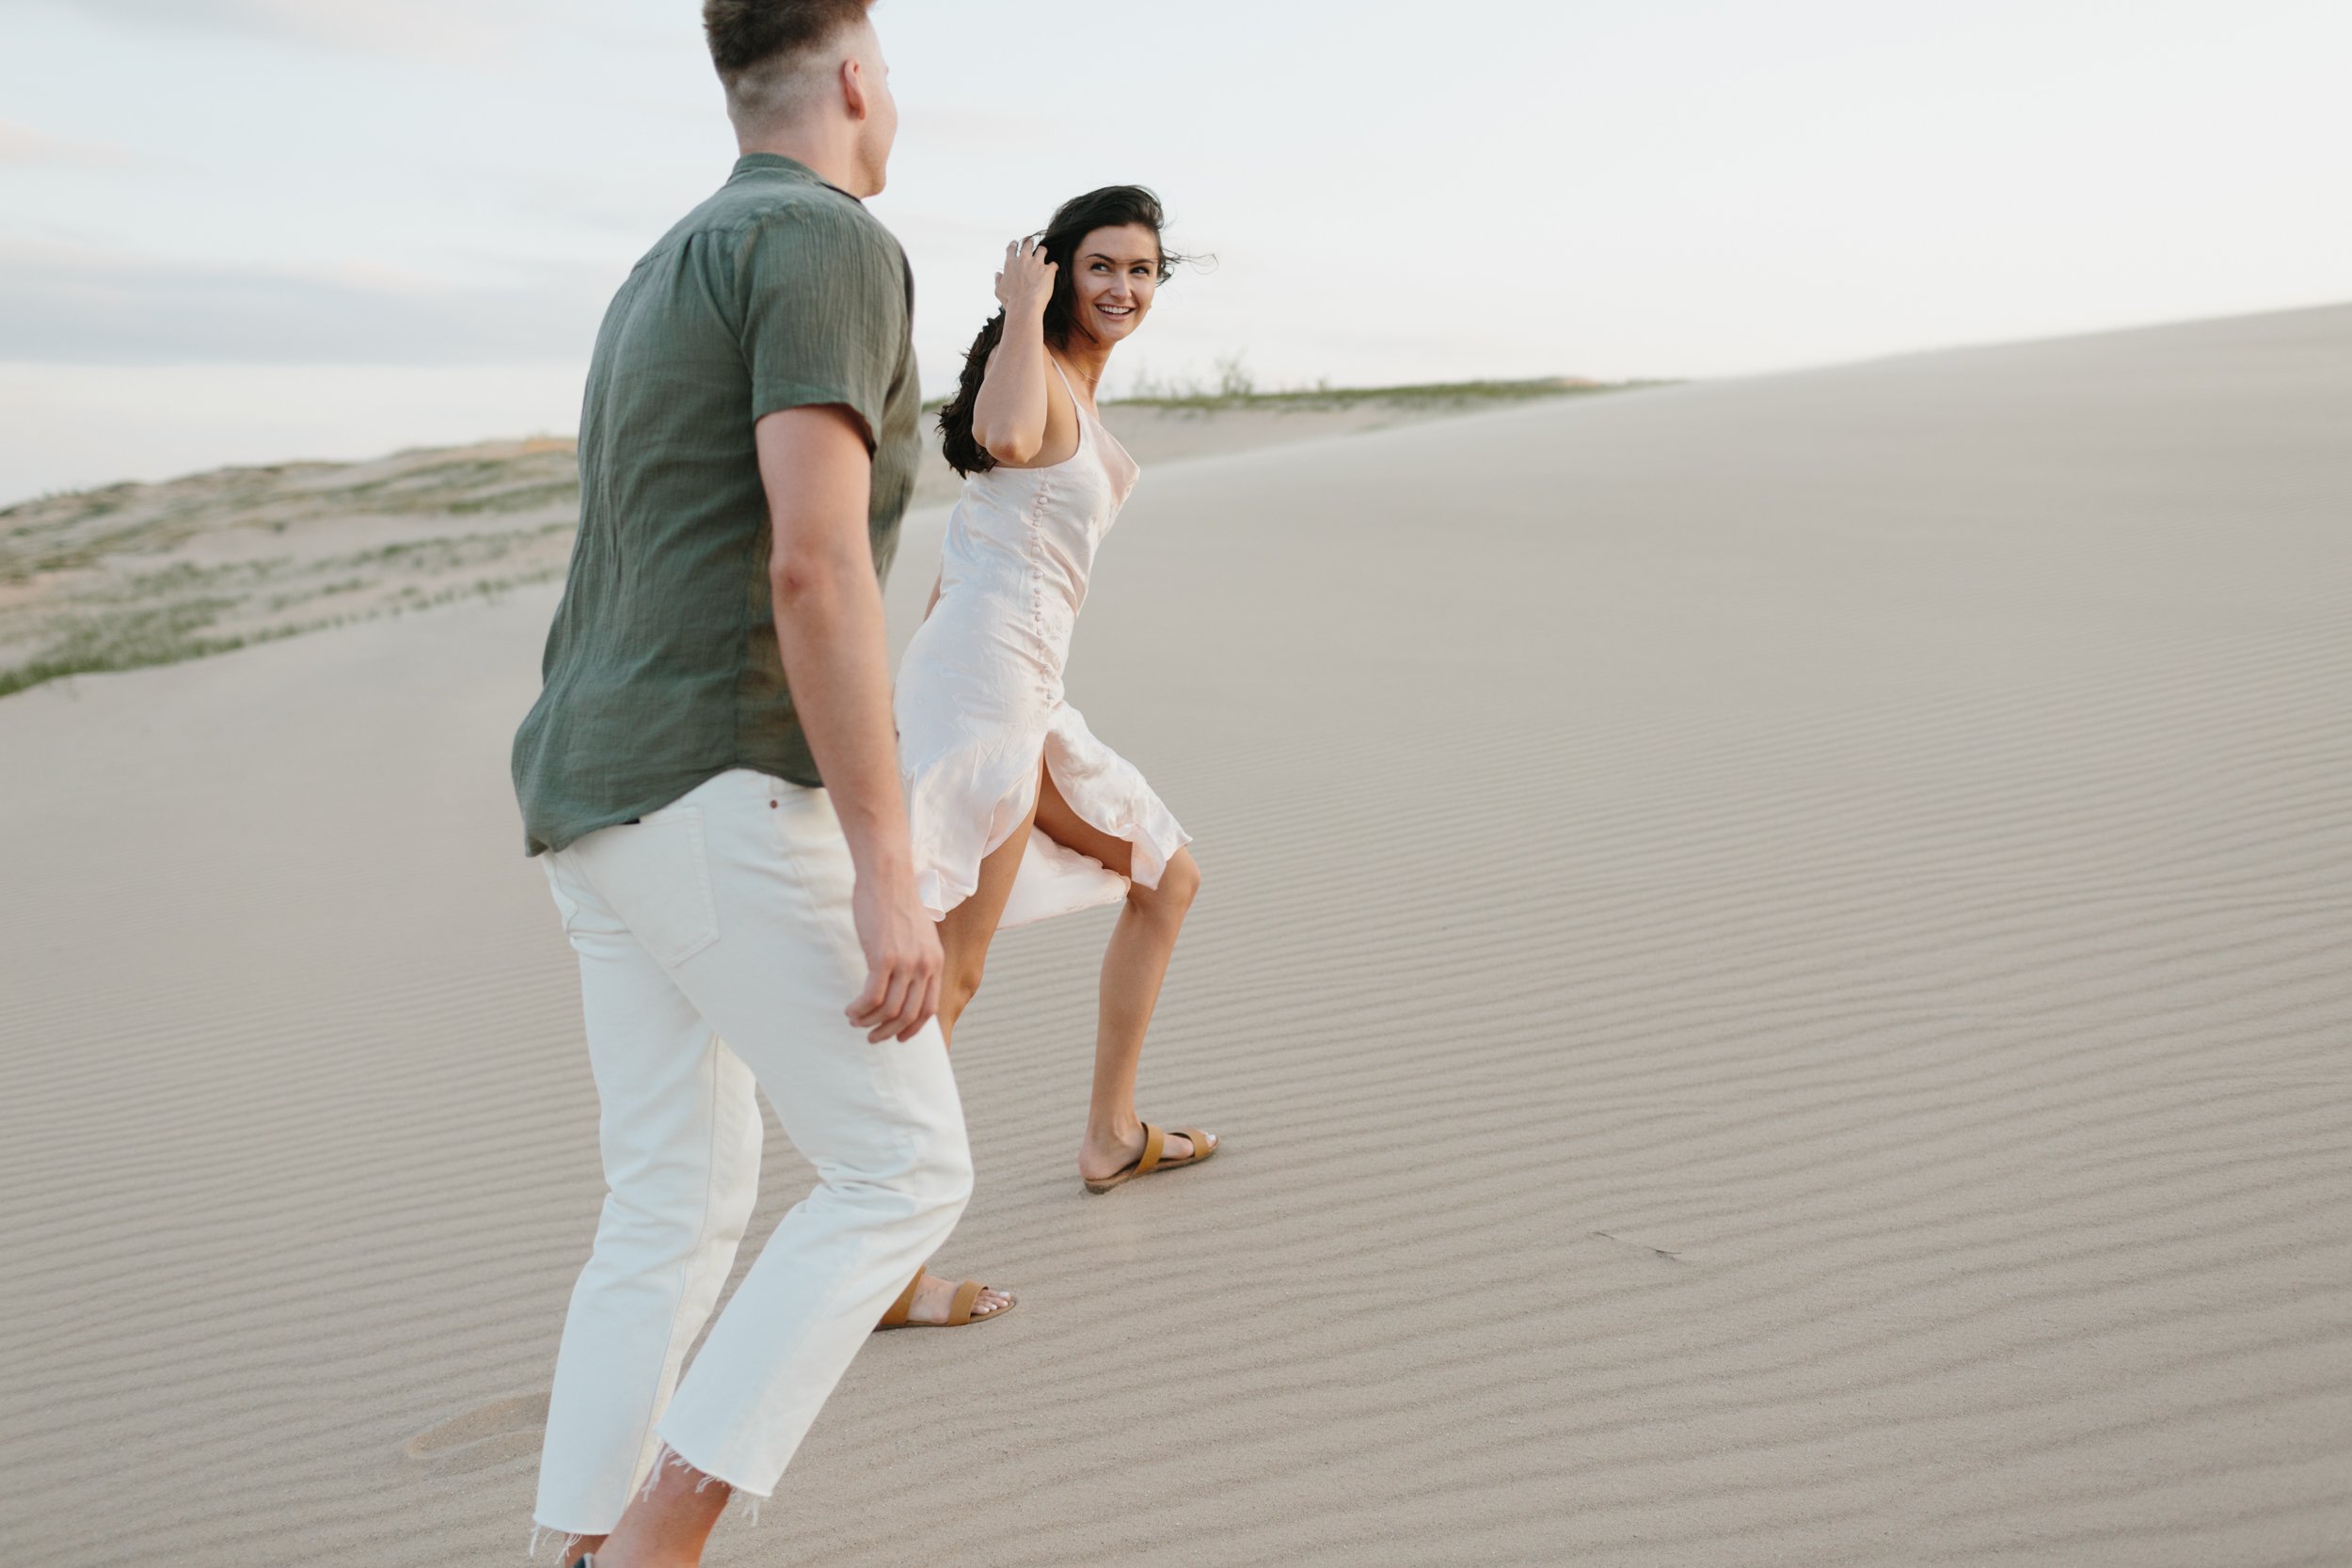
[848,873,943,1042]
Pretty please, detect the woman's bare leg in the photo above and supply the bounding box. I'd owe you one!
[1033,767,1212,1181]
[933,780,1040,1046]
[889,776,1039,1325]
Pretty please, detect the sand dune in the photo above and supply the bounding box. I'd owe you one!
[2,307,2347,1567]
[0,381,1607,699]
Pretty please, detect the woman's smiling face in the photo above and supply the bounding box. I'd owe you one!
[1070,223,1162,345]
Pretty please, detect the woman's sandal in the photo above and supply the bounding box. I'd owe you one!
[875,1269,1016,1330]
[1082,1122,1218,1195]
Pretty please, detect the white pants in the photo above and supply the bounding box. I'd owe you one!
[532,768,972,1533]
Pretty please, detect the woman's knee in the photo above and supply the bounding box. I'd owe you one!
[1138,848,1200,915]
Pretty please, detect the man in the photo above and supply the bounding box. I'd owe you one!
[509,5,963,1562]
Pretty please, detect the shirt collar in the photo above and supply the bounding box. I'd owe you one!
[729,152,858,202]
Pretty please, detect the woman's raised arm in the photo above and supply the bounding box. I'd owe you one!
[968,236,1057,466]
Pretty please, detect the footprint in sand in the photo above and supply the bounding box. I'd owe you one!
[402,1391,550,1471]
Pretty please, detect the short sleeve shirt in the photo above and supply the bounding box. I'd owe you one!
[511,155,921,855]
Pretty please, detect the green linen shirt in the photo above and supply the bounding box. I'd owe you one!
[512,154,921,855]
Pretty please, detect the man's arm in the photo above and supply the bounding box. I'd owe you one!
[756,404,941,1044]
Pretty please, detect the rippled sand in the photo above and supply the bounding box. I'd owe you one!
[1,308,2345,1567]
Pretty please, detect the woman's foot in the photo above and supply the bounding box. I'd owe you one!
[889,1269,1013,1326]
[1078,1119,1216,1186]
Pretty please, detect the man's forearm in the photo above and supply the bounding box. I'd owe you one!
[772,562,913,877]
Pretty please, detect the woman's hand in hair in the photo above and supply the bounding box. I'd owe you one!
[993,235,1057,321]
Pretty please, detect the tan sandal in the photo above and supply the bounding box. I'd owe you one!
[1083,1122,1218,1194]
[875,1268,1015,1330]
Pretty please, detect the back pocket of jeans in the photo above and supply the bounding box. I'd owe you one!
[622,805,721,968]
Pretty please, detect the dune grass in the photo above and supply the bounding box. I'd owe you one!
[0,566,567,699]
[0,520,578,699]
[921,372,1659,415]
[1111,374,1663,413]
[0,599,261,698]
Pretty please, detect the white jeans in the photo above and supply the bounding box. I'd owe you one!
[532,768,972,1533]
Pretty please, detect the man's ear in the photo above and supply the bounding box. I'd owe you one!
[840,55,868,122]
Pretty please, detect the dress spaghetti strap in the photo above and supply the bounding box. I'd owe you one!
[1048,356,1091,437]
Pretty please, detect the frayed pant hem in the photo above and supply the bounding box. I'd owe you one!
[525,1524,587,1560]
[647,1432,774,1503]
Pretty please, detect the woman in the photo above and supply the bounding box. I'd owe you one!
[877,185,1216,1331]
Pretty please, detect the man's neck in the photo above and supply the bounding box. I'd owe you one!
[738,126,867,198]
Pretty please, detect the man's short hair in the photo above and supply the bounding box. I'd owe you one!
[703,0,874,130]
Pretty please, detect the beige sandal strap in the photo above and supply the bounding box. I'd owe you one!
[1134,1122,1168,1177]
[1174,1127,1211,1164]
[947,1277,984,1326]
[879,1268,923,1329]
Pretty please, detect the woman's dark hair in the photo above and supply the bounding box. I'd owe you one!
[937,185,1184,476]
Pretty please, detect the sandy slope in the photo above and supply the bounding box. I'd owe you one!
[1,307,2347,1568]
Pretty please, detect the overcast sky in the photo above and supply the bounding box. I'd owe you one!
[3,0,2346,502]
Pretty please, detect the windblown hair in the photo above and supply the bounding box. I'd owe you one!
[702,0,874,129]
[937,185,1185,477]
